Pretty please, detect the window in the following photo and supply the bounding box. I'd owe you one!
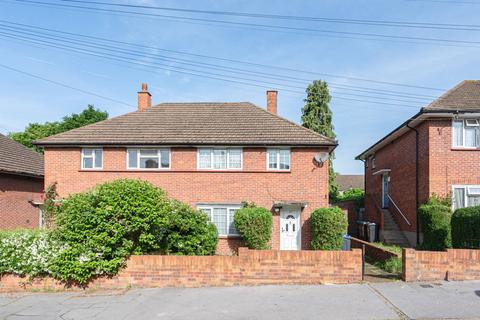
[127,148,170,169]
[267,148,291,170]
[81,148,102,169]
[371,157,376,169]
[198,205,241,236]
[453,119,480,148]
[453,185,480,210]
[197,148,242,170]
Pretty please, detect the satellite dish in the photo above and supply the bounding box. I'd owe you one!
[314,152,329,166]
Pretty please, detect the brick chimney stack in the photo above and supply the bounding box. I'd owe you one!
[138,83,151,111]
[266,90,278,115]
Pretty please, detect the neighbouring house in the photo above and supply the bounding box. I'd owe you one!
[336,174,364,193]
[34,84,337,254]
[0,133,44,229]
[357,80,480,247]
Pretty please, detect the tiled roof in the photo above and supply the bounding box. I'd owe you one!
[0,133,44,177]
[34,103,336,147]
[336,175,364,191]
[423,80,480,111]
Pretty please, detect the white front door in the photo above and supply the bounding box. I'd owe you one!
[280,208,301,250]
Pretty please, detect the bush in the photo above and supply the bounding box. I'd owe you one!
[0,229,63,277]
[160,200,218,255]
[234,206,272,250]
[51,179,171,283]
[418,204,451,251]
[374,257,402,275]
[333,188,364,207]
[310,207,348,250]
[451,206,480,248]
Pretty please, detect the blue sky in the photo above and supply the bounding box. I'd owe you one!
[0,0,479,174]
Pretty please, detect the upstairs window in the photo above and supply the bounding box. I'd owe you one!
[453,119,480,148]
[127,148,170,169]
[81,148,102,170]
[267,148,291,170]
[198,204,241,236]
[198,148,242,170]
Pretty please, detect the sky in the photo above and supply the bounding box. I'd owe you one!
[0,0,479,174]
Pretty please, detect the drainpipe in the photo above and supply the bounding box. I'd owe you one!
[406,123,420,246]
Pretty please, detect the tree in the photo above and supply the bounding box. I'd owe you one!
[9,105,108,153]
[301,80,338,197]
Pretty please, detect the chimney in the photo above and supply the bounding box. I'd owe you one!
[137,83,151,111]
[266,90,278,114]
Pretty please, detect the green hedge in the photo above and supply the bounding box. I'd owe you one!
[418,204,451,251]
[451,206,480,248]
[234,206,272,250]
[310,207,347,250]
[333,188,365,208]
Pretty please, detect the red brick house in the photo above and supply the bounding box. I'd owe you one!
[0,133,44,229]
[35,84,336,254]
[357,80,480,247]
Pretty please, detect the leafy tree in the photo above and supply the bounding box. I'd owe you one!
[9,105,108,153]
[301,80,338,197]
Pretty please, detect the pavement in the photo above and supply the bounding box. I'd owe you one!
[1,281,480,319]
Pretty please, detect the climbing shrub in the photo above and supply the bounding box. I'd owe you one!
[418,204,451,251]
[310,206,348,250]
[451,206,480,248]
[234,206,272,250]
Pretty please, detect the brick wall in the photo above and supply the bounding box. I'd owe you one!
[44,146,330,253]
[336,200,358,236]
[403,248,480,282]
[0,248,362,291]
[351,237,399,262]
[0,173,43,229]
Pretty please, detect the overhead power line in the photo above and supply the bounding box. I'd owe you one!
[0,19,446,92]
[53,0,480,31]
[0,63,134,107]
[8,0,480,49]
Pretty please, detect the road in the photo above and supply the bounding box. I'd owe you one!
[1,281,480,319]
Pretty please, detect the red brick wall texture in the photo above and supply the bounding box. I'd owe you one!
[403,248,480,282]
[0,248,363,291]
[0,174,43,229]
[364,119,480,245]
[44,146,330,254]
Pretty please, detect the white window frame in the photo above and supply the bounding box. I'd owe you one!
[452,119,480,149]
[197,204,242,237]
[126,148,171,170]
[452,185,480,210]
[196,147,243,170]
[266,148,291,171]
[81,147,103,170]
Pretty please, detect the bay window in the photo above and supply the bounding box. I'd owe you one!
[127,148,170,169]
[198,148,242,170]
[198,204,241,236]
[453,185,480,210]
[453,119,480,148]
[81,148,102,169]
[267,148,291,170]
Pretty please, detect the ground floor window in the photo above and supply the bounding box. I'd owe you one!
[453,185,480,210]
[198,204,241,236]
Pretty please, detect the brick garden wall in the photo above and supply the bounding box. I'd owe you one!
[0,248,362,292]
[403,248,480,282]
[351,237,399,262]
[0,173,43,229]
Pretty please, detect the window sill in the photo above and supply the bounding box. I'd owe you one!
[219,235,241,239]
[451,148,480,151]
[267,170,291,173]
[79,169,103,171]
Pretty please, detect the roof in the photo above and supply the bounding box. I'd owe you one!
[34,102,337,147]
[424,80,480,111]
[357,80,480,160]
[336,175,364,191]
[0,133,44,177]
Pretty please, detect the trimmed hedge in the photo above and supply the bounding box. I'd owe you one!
[333,188,365,208]
[234,206,272,250]
[310,207,348,250]
[451,206,480,248]
[418,204,451,251]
